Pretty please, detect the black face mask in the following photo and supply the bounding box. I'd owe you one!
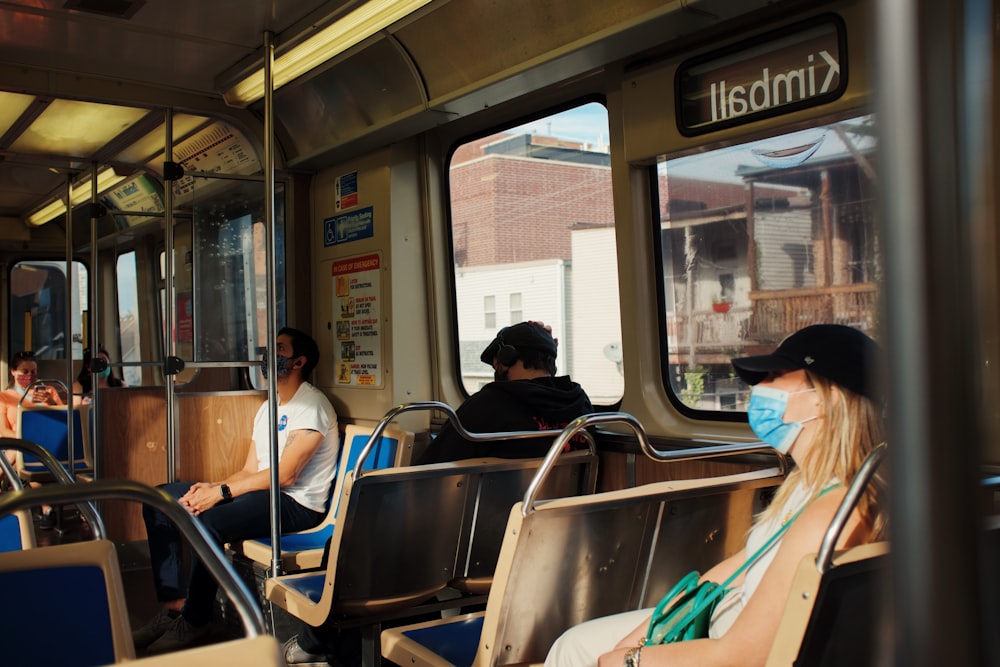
[260,349,293,380]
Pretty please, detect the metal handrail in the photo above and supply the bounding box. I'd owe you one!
[0,478,265,637]
[816,442,888,573]
[350,400,597,480]
[521,412,790,516]
[0,438,105,537]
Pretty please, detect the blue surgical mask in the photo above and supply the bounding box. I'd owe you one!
[97,367,111,379]
[747,385,817,453]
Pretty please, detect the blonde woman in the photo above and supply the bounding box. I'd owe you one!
[545,324,886,667]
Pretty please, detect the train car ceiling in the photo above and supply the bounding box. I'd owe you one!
[0,0,792,231]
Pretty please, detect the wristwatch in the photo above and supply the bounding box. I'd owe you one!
[220,484,233,501]
[624,645,642,667]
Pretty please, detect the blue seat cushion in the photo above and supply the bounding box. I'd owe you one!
[402,615,484,667]
[283,572,327,603]
[252,524,334,551]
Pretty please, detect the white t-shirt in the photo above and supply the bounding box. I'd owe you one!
[709,480,818,638]
[251,382,339,513]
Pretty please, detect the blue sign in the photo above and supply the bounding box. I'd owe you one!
[324,206,374,246]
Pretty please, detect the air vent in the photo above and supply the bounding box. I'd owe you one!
[63,0,145,20]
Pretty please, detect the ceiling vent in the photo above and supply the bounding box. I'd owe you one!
[63,0,146,20]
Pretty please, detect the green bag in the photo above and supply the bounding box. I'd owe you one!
[645,570,725,644]
[644,485,838,646]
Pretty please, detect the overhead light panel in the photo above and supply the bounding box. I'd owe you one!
[224,0,434,107]
[25,168,128,227]
[26,199,67,227]
[70,168,127,205]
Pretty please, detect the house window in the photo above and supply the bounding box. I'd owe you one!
[484,295,496,329]
[509,292,523,323]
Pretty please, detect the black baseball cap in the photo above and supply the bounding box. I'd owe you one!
[480,322,558,364]
[730,324,880,399]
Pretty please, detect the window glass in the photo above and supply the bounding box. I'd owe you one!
[9,261,87,360]
[116,251,143,386]
[657,114,879,412]
[450,102,623,404]
[152,178,284,387]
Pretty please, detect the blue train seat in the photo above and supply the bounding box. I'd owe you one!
[15,404,93,482]
[232,423,413,572]
[0,539,134,665]
[0,510,36,552]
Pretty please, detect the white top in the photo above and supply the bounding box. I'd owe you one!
[251,382,339,513]
[708,480,816,638]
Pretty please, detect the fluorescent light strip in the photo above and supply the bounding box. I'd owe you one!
[226,0,433,106]
[25,168,128,226]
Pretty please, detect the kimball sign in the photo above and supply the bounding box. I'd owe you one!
[677,17,846,135]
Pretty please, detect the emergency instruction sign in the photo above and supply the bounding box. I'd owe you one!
[332,252,383,387]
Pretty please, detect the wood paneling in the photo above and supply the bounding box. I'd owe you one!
[97,388,264,542]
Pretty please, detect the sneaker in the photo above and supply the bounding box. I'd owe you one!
[283,635,329,664]
[38,509,56,531]
[132,608,179,649]
[145,615,210,654]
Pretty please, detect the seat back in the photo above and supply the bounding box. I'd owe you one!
[477,469,781,666]
[451,448,597,593]
[0,539,134,665]
[105,635,282,667]
[15,404,92,478]
[765,542,889,667]
[331,423,414,520]
[0,510,36,552]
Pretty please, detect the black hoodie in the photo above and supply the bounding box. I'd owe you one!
[419,375,593,464]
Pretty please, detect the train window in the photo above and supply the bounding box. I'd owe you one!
[8,261,88,359]
[656,114,879,413]
[116,251,144,386]
[449,102,623,404]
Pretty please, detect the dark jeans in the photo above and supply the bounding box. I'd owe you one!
[143,481,323,626]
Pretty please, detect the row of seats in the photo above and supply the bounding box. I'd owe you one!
[0,472,284,667]
[379,443,890,667]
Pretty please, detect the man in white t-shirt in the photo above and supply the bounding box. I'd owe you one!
[133,327,339,654]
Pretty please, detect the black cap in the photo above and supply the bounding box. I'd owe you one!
[480,322,558,365]
[731,324,880,399]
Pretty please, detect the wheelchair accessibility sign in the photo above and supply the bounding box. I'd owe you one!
[324,206,374,246]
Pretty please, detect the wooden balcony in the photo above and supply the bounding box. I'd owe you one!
[667,283,878,365]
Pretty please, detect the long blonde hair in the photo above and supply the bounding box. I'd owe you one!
[756,371,887,541]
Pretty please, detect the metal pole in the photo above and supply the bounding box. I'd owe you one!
[64,173,75,479]
[164,110,178,482]
[876,0,986,664]
[262,30,282,580]
[90,165,102,479]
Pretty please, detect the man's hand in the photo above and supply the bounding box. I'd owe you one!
[178,482,223,515]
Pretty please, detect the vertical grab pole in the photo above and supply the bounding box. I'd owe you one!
[89,166,102,479]
[164,109,178,483]
[263,30,282,580]
[65,173,76,479]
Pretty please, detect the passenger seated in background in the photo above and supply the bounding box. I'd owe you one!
[419,321,594,463]
[72,346,126,402]
[544,324,887,667]
[132,327,339,654]
[0,350,65,529]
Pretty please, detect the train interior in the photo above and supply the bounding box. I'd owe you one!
[0,0,997,665]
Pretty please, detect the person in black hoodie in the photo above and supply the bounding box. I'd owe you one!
[283,321,593,665]
[419,321,593,463]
